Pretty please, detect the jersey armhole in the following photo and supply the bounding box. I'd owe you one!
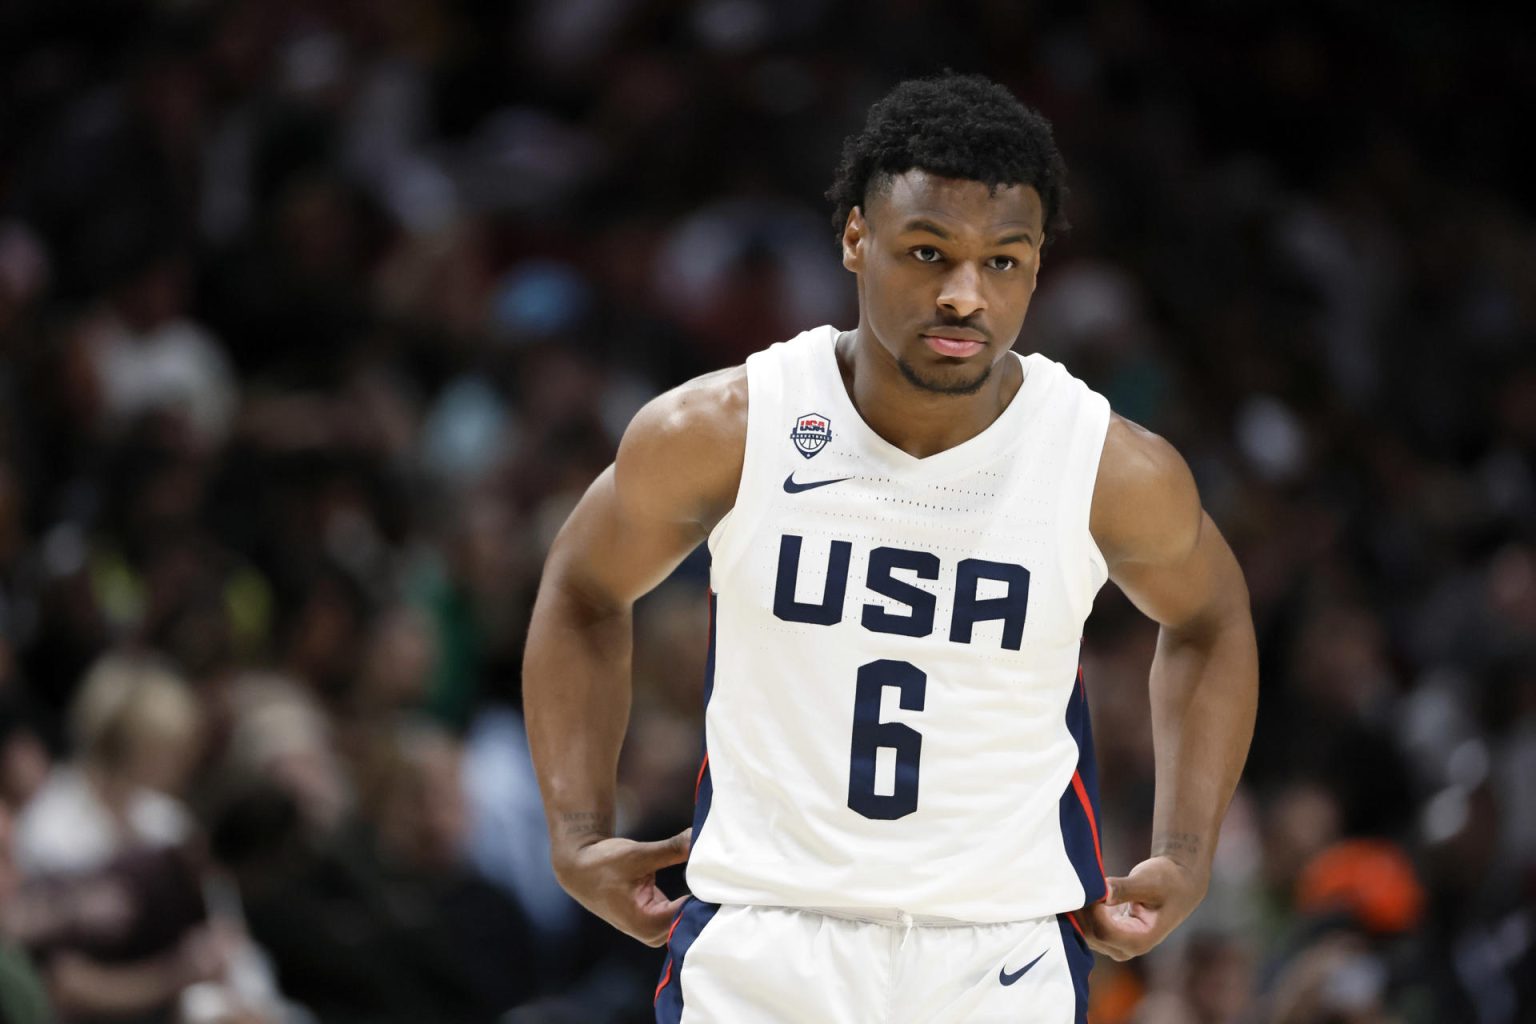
[1068,387,1114,599]
[707,350,774,577]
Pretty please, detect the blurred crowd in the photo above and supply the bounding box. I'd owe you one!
[0,0,1532,1022]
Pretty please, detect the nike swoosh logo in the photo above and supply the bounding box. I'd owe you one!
[783,473,852,494]
[998,950,1047,986]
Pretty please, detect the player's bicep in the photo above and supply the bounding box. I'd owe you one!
[1094,417,1245,633]
[1109,511,1247,636]
[542,370,745,612]
[544,463,708,613]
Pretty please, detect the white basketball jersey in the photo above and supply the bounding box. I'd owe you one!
[686,325,1113,923]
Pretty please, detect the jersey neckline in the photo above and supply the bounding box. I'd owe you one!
[811,325,1051,480]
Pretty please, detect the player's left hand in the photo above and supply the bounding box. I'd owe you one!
[1080,855,1209,961]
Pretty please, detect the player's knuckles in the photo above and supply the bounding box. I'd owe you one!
[635,917,672,947]
[1090,938,1131,961]
[1090,924,1158,961]
[612,911,657,945]
[1121,934,1163,960]
[1102,941,1141,962]
[1086,937,1125,959]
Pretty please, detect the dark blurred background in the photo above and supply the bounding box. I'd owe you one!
[0,1,1532,1022]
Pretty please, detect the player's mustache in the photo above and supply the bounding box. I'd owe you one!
[921,317,983,334]
[921,319,989,341]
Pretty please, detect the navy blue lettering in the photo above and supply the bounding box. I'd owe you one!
[861,547,940,637]
[847,660,926,820]
[950,559,1031,650]
[773,535,851,626]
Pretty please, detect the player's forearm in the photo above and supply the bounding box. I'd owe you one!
[1146,599,1258,876]
[523,574,635,868]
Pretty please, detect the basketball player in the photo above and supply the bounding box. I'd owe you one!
[525,73,1259,1022]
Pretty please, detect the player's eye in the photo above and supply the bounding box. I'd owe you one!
[987,256,1018,271]
[912,247,943,263]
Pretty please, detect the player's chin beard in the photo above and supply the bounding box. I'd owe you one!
[896,356,993,396]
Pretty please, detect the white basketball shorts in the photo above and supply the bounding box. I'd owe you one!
[653,898,1093,1023]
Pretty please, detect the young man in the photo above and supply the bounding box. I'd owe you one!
[525,73,1259,1023]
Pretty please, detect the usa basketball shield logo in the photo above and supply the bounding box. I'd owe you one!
[790,413,833,458]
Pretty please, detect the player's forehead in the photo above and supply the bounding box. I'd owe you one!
[867,169,1043,239]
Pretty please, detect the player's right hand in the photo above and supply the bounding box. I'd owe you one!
[1080,855,1208,960]
[552,827,692,946]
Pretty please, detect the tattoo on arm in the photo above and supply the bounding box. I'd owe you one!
[561,811,615,840]
[1152,831,1203,864]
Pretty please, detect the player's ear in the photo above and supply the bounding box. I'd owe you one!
[841,208,867,272]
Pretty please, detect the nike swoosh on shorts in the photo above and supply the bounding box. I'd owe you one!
[998,950,1047,986]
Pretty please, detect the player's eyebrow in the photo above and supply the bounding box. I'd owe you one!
[900,219,1035,247]
[900,218,952,239]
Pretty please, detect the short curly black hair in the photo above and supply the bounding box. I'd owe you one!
[827,73,1068,243]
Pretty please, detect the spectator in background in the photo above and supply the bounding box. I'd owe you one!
[212,675,510,1023]
[0,799,51,1024]
[0,699,50,812]
[3,653,290,1023]
[220,673,352,837]
[462,701,583,965]
[73,244,237,453]
[364,718,540,1014]
[8,843,231,1024]
[1133,931,1256,1024]
[15,653,200,877]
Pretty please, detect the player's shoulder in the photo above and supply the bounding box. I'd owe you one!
[1090,413,1202,567]
[1097,414,1188,490]
[614,364,747,527]
[625,364,748,448]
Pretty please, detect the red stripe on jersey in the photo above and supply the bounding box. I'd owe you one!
[652,907,687,1003]
[653,957,673,1003]
[1071,769,1107,886]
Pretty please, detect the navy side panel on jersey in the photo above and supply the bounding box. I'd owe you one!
[1057,665,1108,904]
[655,592,721,1020]
[653,897,720,1021]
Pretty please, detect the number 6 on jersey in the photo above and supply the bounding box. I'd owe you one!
[847,659,926,819]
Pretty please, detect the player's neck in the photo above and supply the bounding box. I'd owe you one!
[836,328,1023,459]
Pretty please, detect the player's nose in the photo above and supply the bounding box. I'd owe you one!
[936,262,986,318]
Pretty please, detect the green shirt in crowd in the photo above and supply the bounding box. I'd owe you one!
[0,942,50,1024]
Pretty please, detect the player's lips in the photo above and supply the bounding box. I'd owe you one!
[921,329,986,358]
